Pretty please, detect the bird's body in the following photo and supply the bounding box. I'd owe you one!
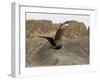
[38,21,70,50]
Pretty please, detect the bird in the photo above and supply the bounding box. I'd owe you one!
[37,21,70,50]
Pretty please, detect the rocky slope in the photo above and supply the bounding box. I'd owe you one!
[26,20,89,67]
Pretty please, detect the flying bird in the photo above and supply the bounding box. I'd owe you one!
[38,21,70,50]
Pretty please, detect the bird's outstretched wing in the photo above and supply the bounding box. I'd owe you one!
[54,28,65,41]
[54,21,70,41]
[38,36,56,46]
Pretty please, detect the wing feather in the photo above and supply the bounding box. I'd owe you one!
[54,21,70,41]
[54,28,64,41]
[54,25,66,41]
[38,36,56,46]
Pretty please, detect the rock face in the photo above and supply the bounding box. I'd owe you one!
[64,20,88,39]
[26,20,89,67]
[26,20,88,39]
[26,20,53,34]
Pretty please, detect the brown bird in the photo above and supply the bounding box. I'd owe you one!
[38,21,70,50]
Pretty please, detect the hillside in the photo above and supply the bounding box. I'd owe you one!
[26,20,89,67]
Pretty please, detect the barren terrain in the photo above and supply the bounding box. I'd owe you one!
[26,20,89,67]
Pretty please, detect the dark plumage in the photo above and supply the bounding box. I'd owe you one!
[38,21,70,50]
